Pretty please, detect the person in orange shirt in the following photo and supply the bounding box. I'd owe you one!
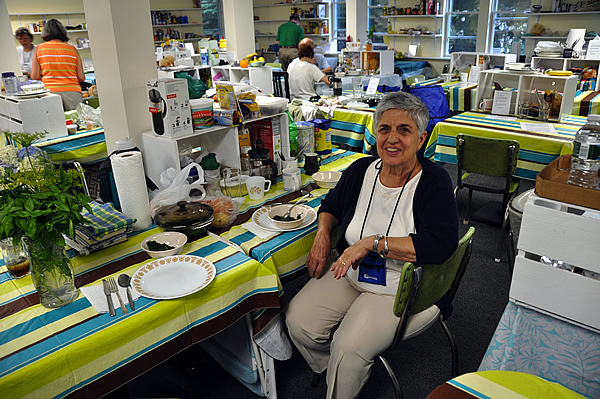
[31,19,85,111]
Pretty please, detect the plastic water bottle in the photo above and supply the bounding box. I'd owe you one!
[568,114,600,189]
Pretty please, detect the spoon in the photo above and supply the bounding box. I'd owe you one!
[284,191,313,218]
[118,274,135,311]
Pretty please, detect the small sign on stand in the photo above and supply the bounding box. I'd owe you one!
[491,90,512,116]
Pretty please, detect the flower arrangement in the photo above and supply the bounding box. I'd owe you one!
[0,131,91,307]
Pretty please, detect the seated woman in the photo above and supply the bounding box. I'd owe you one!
[287,44,330,100]
[286,91,459,399]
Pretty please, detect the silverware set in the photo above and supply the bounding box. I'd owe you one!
[102,276,133,316]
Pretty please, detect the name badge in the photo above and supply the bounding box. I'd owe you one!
[358,251,386,286]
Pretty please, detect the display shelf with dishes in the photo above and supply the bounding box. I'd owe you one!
[131,254,216,300]
[475,69,578,120]
[341,49,395,75]
[139,112,290,187]
[449,52,518,74]
[252,204,317,232]
[150,8,206,46]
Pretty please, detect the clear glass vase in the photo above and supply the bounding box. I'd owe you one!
[23,238,78,308]
[0,237,31,279]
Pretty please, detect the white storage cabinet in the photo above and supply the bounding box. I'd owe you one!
[140,112,289,186]
[0,93,67,139]
[531,57,600,89]
[509,193,600,333]
[475,69,578,120]
[211,66,273,95]
[340,50,395,75]
[449,52,517,74]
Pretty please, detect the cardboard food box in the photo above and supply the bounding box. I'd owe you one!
[536,155,600,210]
[146,78,192,138]
[254,119,282,171]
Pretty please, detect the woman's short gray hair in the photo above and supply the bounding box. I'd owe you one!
[41,19,69,42]
[374,92,429,137]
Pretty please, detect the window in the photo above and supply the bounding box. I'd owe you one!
[446,0,479,53]
[368,0,389,44]
[490,0,529,55]
[200,0,222,38]
[333,1,347,51]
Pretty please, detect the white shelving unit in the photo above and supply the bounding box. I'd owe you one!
[139,112,289,186]
[341,49,395,75]
[531,57,600,89]
[449,52,518,73]
[475,69,578,120]
[210,66,274,95]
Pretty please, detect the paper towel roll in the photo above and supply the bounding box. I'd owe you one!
[110,151,153,230]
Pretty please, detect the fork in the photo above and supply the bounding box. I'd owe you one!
[107,277,128,314]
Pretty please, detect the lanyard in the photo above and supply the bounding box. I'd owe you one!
[359,159,417,240]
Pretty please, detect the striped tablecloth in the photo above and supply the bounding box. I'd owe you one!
[33,128,108,164]
[222,149,367,281]
[0,231,282,398]
[572,90,600,116]
[425,111,585,180]
[330,107,376,153]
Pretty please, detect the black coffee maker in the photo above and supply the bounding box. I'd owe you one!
[148,88,167,135]
[331,77,342,96]
[248,146,278,186]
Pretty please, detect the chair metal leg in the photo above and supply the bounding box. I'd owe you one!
[494,206,511,263]
[464,189,473,225]
[438,317,459,378]
[507,230,516,280]
[379,355,403,399]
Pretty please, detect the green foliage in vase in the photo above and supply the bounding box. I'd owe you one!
[0,131,92,249]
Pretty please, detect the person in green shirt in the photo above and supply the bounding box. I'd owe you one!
[277,14,304,71]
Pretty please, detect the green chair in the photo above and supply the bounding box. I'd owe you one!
[379,227,475,399]
[454,133,520,263]
[406,74,426,86]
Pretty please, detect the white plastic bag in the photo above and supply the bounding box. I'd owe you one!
[149,162,206,217]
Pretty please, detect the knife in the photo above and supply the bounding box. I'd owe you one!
[102,279,116,316]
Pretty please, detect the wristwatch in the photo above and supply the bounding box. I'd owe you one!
[373,234,384,253]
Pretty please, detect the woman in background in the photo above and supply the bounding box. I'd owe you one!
[31,19,84,111]
[15,27,36,78]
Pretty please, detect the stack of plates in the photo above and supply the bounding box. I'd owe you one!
[534,41,563,58]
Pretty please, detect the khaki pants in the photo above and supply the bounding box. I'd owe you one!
[286,269,400,399]
[279,47,298,71]
[56,91,83,112]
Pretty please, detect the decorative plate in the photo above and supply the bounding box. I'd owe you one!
[131,255,216,300]
[252,204,317,232]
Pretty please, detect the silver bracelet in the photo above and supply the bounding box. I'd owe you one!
[373,234,384,253]
[380,236,389,258]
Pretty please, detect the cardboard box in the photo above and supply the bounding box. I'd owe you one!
[146,78,192,138]
[536,155,600,210]
[255,119,282,171]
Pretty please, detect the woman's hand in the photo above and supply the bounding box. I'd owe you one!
[307,230,330,278]
[330,236,373,279]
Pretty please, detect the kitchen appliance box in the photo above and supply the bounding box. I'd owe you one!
[146,78,193,138]
[250,119,283,171]
[0,93,67,139]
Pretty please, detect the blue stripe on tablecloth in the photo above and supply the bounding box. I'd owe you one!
[330,120,366,134]
[330,133,363,149]
[448,379,493,399]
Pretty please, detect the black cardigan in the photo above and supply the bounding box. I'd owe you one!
[319,154,459,267]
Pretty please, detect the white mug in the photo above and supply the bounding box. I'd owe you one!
[460,72,468,83]
[441,73,452,83]
[478,98,493,112]
[245,176,272,200]
[283,167,301,192]
[282,157,298,170]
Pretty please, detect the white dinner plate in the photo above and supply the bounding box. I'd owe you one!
[131,255,216,300]
[252,204,317,232]
[13,89,50,98]
[536,53,562,58]
[346,70,361,76]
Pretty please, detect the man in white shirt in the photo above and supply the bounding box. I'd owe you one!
[287,45,330,100]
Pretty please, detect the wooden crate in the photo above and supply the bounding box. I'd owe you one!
[509,193,600,333]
